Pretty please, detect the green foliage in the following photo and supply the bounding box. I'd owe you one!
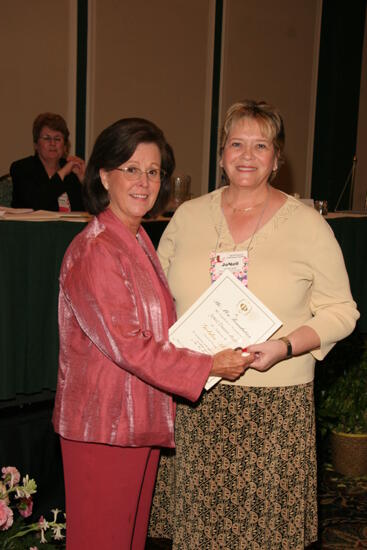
[315,332,367,436]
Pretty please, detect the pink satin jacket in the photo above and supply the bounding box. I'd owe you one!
[52,208,212,447]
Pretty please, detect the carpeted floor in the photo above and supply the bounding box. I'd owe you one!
[311,463,367,549]
[146,461,367,549]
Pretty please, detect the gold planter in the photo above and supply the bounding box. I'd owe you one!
[330,431,367,476]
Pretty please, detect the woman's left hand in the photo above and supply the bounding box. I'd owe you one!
[67,155,86,182]
[245,340,288,372]
[246,326,321,372]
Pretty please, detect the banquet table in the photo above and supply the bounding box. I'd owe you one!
[0,212,366,402]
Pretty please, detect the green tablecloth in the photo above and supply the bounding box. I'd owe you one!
[0,215,365,401]
[327,216,366,334]
[0,221,86,400]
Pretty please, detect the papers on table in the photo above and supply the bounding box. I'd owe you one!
[169,270,282,390]
[0,208,91,222]
[326,211,367,218]
[0,206,34,216]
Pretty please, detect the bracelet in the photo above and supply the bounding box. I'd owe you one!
[278,336,293,359]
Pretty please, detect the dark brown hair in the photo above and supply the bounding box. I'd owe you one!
[83,118,175,216]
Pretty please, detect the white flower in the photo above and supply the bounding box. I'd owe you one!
[51,508,60,522]
[52,524,65,540]
[14,475,37,500]
[21,475,37,499]
[39,516,49,530]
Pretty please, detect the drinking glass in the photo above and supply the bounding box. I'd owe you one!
[314,200,328,216]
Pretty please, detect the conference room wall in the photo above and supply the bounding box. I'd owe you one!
[86,0,215,198]
[219,0,322,196]
[87,0,322,199]
[1,1,365,204]
[0,0,77,177]
[0,0,330,201]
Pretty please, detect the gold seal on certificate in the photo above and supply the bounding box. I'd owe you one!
[169,270,282,390]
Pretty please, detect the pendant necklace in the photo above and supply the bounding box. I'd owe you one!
[243,186,270,253]
[225,185,271,253]
[214,185,271,255]
[210,186,270,286]
[225,190,267,214]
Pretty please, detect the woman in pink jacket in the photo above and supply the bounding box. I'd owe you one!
[52,118,251,550]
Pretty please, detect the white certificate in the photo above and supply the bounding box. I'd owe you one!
[169,270,282,390]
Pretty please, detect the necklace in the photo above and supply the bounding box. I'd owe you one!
[215,185,271,255]
[244,186,270,253]
[225,189,267,213]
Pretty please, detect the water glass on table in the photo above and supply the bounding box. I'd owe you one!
[314,200,328,216]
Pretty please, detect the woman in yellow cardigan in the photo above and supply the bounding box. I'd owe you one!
[149,99,359,549]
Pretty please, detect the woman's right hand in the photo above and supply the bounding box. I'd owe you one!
[210,349,254,381]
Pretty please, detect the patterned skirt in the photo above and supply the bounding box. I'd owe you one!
[149,383,318,550]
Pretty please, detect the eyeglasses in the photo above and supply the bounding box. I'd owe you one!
[39,135,64,144]
[115,166,166,182]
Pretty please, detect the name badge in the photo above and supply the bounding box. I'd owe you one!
[210,250,248,286]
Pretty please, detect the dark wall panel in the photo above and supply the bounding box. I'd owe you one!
[312,0,366,210]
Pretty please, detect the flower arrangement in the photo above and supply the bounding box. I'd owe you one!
[0,466,66,549]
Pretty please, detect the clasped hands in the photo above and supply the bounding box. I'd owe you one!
[58,155,86,182]
[211,339,289,381]
[211,348,254,381]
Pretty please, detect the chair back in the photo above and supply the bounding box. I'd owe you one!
[0,174,13,207]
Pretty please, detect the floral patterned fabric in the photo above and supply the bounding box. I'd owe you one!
[149,383,318,549]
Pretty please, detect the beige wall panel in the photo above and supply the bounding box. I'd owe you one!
[354,11,367,211]
[87,0,215,197]
[0,1,77,176]
[219,0,321,196]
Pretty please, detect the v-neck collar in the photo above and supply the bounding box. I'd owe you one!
[209,187,300,251]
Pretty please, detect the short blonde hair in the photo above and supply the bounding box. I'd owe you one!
[220,99,285,183]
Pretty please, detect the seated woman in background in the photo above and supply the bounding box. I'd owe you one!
[10,112,85,211]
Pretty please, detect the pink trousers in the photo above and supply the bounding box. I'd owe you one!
[60,437,160,550]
